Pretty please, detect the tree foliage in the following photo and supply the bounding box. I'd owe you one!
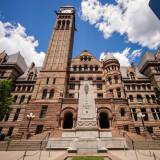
[0,79,13,117]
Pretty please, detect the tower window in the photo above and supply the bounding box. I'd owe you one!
[57,20,61,30]
[130,72,135,80]
[28,72,34,80]
[39,106,48,118]
[95,66,99,71]
[61,20,65,30]
[117,88,121,98]
[66,20,70,30]
[97,93,103,98]
[73,66,77,71]
[114,76,118,84]
[97,84,102,90]
[108,77,112,84]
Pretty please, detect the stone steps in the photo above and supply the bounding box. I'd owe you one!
[0,140,47,151]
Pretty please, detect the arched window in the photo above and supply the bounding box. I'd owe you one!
[49,89,54,99]
[27,95,31,104]
[84,65,88,71]
[114,76,118,84]
[137,95,142,102]
[90,65,93,71]
[146,95,150,103]
[42,89,47,99]
[120,108,125,117]
[95,65,99,71]
[57,20,61,29]
[84,56,87,61]
[108,77,112,84]
[129,95,133,102]
[79,65,82,71]
[66,20,70,29]
[19,95,25,104]
[73,66,77,71]
[63,112,73,129]
[117,88,121,98]
[130,72,135,80]
[151,95,156,103]
[61,20,65,30]
[99,112,110,129]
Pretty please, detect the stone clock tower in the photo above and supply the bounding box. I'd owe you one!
[18,6,75,136]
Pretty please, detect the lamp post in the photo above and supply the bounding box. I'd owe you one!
[26,113,35,139]
[137,112,146,132]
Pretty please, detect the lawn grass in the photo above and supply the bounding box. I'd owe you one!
[72,156,104,160]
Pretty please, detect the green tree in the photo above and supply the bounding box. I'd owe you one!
[0,79,13,119]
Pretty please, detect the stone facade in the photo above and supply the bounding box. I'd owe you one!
[0,6,160,140]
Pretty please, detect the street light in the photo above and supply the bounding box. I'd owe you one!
[26,113,35,139]
[137,112,146,132]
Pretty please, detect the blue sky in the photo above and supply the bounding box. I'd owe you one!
[0,0,160,66]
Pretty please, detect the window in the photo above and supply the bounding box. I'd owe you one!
[95,66,99,71]
[147,85,151,90]
[27,86,31,92]
[7,127,14,136]
[70,77,75,81]
[137,95,142,102]
[132,85,135,90]
[73,66,77,71]
[19,95,25,104]
[84,65,88,71]
[4,113,10,121]
[69,93,74,98]
[142,85,146,90]
[13,95,18,103]
[124,125,129,131]
[88,77,93,80]
[79,66,82,71]
[146,95,150,103]
[97,84,102,90]
[66,20,70,30]
[97,77,102,81]
[13,108,21,121]
[39,106,48,118]
[114,76,118,84]
[49,89,54,99]
[131,108,137,121]
[27,95,31,104]
[156,108,160,119]
[151,95,156,103]
[120,108,125,117]
[117,88,121,98]
[129,95,133,102]
[137,85,141,90]
[97,93,103,98]
[28,72,34,80]
[141,108,148,121]
[36,125,43,134]
[130,72,135,80]
[151,108,157,120]
[127,85,130,90]
[108,77,112,84]
[146,127,153,134]
[46,77,49,84]
[69,84,75,90]
[52,78,56,84]
[79,77,84,80]
[135,127,140,135]
[109,89,113,95]
[42,89,47,99]
[90,66,93,71]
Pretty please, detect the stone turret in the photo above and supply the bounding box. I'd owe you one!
[102,53,125,99]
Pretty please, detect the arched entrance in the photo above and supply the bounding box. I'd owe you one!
[63,112,73,129]
[99,112,110,129]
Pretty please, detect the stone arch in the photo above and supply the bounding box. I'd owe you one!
[98,107,112,129]
[60,107,77,129]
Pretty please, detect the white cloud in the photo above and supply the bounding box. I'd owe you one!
[81,0,160,49]
[0,21,45,66]
[100,48,142,66]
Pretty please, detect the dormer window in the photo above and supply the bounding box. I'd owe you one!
[28,72,34,80]
[130,72,135,80]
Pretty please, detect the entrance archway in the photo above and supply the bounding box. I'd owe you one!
[63,112,73,129]
[99,112,110,129]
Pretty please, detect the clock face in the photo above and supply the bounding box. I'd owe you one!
[61,9,73,13]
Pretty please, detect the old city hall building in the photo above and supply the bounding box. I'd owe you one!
[0,6,160,141]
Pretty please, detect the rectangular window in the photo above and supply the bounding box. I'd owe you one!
[124,125,129,131]
[156,108,160,119]
[69,84,75,90]
[135,127,140,135]
[131,108,137,121]
[13,108,21,121]
[141,108,148,121]
[39,106,48,118]
[97,93,103,98]
[53,78,56,84]
[36,125,43,134]
[68,93,74,98]
[4,113,10,121]
[97,84,102,90]
[151,108,157,120]
[46,77,49,84]
[7,127,14,136]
